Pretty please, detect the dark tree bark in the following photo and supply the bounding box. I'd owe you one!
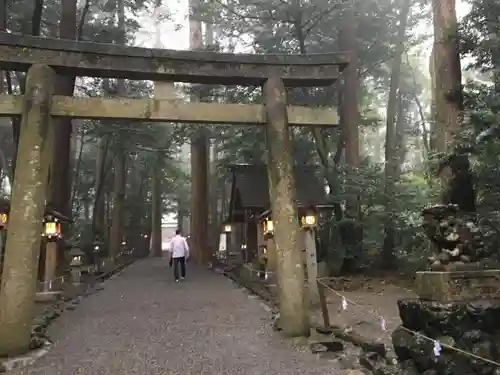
[92,137,110,239]
[150,153,162,257]
[108,149,126,262]
[431,0,462,153]
[10,0,45,177]
[338,2,362,272]
[382,0,412,269]
[431,0,471,210]
[189,0,210,264]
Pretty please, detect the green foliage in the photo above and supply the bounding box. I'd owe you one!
[3,0,190,243]
[460,0,500,223]
[462,0,500,73]
[11,0,499,272]
[196,0,437,271]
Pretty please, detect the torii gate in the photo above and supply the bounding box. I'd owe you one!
[0,31,347,354]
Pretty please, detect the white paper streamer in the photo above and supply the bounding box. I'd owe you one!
[433,340,442,357]
[380,316,386,331]
[341,296,348,311]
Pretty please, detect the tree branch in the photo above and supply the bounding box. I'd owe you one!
[77,0,91,40]
[212,0,294,23]
[405,52,430,154]
[31,0,44,36]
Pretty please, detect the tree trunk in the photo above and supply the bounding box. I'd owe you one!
[209,140,221,251]
[105,191,111,231]
[294,21,344,224]
[47,0,80,277]
[292,17,346,275]
[177,199,185,233]
[382,0,411,269]
[264,76,309,337]
[431,0,462,153]
[150,1,175,256]
[108,149,126,262]
[47,0,78,220]
[431,0,468,208]
[107,0,127,258]
[0,65,56,356]
[189,0,209,264]
[92,137,109,239]
[339,3,362,271]
[107,17,128,260]
[70,127,86,218]
[83,195,89,221]
[190,133,209,263]
[406,54,430,155]
[429,47,443,153]
[395,94,408,175]
[150,153,162,257]
[10,0,45,178]
[205,16,220,254]
[0,0,5,95]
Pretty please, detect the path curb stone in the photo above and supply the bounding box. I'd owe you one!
[214,265,405,375]
[0,258,137,372]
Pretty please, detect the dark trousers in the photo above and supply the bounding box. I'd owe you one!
[173,256,186,280]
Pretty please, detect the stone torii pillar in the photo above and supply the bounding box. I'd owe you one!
[263,76,309,337]
[0,30,347,342]
[0,64,56,356]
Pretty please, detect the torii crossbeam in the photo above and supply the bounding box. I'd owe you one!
[0,32,347,86]
[0,31,349,351]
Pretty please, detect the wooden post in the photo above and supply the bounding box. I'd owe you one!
[317,280,331,329]
[0,64,56,356]
[263,76,309,337]
[304,229,320,305]
[151,152,162,257]
[43,241,58,291]
[0,229,5,279]
[266,236,277,271]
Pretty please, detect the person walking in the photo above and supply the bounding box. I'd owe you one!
[169,229,189,282]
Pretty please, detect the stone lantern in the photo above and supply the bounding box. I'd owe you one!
[69,247,85,285]
[92,238,105,274]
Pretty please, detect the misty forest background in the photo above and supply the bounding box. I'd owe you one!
[0,0,499,275]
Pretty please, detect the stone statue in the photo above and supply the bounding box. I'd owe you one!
[438,153,476,213]
[381,154,500,375]
[422,204,489,269]
[421,153,499,270]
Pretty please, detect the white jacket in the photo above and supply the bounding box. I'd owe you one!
[170,235,189,259]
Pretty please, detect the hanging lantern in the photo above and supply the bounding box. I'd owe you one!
[300,207,317,229]
[263,217,274,236]
[0,212,8,228]
[43,215,61,240]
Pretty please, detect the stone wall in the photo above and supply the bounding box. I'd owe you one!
[391,299,500,375]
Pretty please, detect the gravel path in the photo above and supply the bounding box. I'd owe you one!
[10,258,342,375]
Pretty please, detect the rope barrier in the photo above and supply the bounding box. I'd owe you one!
[316,278,500,368]
[233,268,500,366]
[39,276,66,291]
[243,264,276,277]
